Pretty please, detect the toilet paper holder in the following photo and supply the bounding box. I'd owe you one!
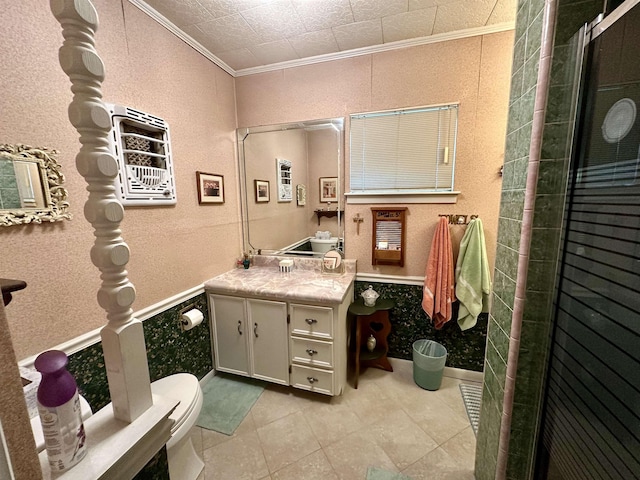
[178,303,203,331]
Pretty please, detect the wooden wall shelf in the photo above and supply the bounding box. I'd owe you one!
[371,207,407,267]
[314,209,344,225]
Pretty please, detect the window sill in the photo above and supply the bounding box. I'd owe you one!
[345,191,460,204]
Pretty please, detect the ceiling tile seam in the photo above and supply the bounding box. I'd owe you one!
[289,0,315,34]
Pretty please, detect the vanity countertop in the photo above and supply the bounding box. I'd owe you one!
[204,256,356,304]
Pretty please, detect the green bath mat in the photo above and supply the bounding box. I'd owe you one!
[366,467,412,480]
[196,374,264,435]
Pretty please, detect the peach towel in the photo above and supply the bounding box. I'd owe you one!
[422,217,456,329]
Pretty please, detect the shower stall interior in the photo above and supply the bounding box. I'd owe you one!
[535,0,640,478]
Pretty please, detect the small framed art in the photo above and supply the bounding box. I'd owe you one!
[196,171,224,204]
[296,184,306,206]
[319,177,338,202]
[254,179,270,203]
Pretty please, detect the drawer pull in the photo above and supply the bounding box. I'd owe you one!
[307,376,319,384]
[237,320,243,335]
[306,349,318,356]
[254,322,259,338]
[305,318,318,325]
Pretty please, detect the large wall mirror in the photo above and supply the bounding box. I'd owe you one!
[238,118,344,256]
[0,144,71,226]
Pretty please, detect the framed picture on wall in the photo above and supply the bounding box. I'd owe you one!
[196,171,224,204]
[319,177,338,202]
[254,179,270,203]
[296,184,306,206]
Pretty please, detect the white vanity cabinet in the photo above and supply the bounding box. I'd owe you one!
[204,259,355,396]
[208,294,289,385]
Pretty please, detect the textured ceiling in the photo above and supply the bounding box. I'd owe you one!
[134,0,516,75]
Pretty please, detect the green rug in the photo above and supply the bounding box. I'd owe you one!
[366,467,412,480]
[196,374,264,435]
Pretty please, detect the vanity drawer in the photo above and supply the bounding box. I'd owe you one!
[290,304,333,339]
[290,337,333,368]
[290,365,334,396]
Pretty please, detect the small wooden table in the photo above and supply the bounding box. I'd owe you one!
[348,297,395,388]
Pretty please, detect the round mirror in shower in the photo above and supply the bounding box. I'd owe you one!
[602,98,636,144]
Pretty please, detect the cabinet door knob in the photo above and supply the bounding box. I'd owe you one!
[237,320,242,335]
[254,322,259,338]
[305,318,317,325]
[307,376,318,384]
[306,349,318,356]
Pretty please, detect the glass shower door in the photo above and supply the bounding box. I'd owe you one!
[536,1,640,478]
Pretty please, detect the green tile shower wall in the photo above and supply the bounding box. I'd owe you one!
[66,293,212,412]
[476,1,607,479]
[354,281,487,371]
[507,1,606,479]
[475,0,546,478]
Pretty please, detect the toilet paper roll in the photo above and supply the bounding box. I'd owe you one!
[181,309,203,331]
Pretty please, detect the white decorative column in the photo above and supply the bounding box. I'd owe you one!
[50,0,153,423]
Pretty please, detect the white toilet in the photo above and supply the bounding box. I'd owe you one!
[31,373,204,480]
[151,373,204,480]
[310,236,339,253]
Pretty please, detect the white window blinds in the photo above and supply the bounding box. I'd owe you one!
[349,104,458,193]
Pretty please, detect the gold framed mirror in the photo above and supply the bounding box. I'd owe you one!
[0,144,72,226]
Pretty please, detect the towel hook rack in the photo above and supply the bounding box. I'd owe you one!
[438,214,478,225]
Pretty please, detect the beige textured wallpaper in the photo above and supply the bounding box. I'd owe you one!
[236,32,514,277]
[2,0,513,360]
[1,1,241,358]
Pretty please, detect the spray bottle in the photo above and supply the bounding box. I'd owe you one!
[35,350,87,472]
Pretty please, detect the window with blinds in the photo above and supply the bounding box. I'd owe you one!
[349,104,458,195]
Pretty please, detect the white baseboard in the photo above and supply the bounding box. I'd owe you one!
[199,370,215,387]
[391,357,483,383]
[443,366,483,383]
[355,272,425,286]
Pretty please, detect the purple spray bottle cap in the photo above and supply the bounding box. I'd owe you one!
[34,350,69,374]
[35,350,77,408]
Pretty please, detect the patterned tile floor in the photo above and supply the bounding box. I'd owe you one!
[192,358,479,480]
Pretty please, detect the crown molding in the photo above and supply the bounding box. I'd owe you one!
[128,0,235,76]
[128,0,514,78]
[235,22,515,77]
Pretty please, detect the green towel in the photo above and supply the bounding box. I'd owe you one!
[455,218,491,330]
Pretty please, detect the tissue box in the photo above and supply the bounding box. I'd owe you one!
[20,366,41,419]
[279,259,294,272]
